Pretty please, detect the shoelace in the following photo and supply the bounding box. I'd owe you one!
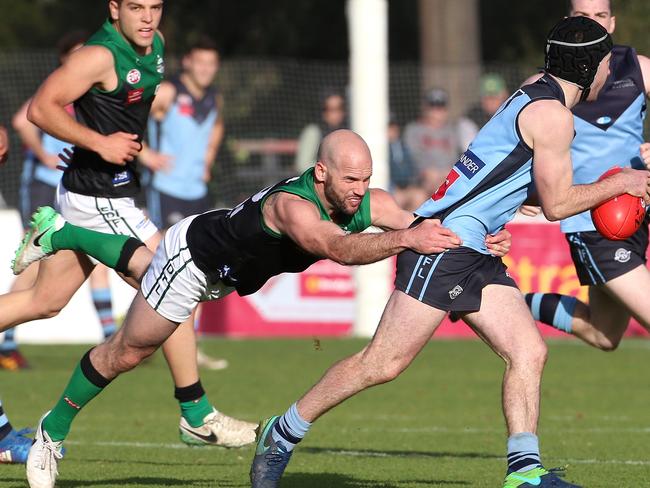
[35,437,63,472]
[263,450,292,481]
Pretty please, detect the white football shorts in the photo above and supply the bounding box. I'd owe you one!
[56,184,158,242]
[141,215,234,323]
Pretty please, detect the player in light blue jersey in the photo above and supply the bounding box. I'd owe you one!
[0,31,119,372]
[522,0,650,353]
[141,36,223,230]
[250,17,650,488]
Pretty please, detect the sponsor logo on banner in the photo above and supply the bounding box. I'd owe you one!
[126,88,144,105]
[300,273,355,298]
[455,150,485,179]
[126,68,141,84]
[614,248,631,263]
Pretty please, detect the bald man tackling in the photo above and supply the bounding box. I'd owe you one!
[23,130,511,485]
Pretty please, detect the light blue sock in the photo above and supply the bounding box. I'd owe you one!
[0,328,17,352]
[271,403,311,452]
[507,432,541,474]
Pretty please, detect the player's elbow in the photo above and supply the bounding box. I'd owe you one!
[541,204,565,222]
[26,100,43,126]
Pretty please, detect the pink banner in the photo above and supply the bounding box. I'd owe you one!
[199,222,648,338]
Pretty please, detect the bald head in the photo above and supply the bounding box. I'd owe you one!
[318,129,372,170]
[314,129,373,216]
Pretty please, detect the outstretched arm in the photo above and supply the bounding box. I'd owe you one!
[520,99,650,221]
[265,192,461,266]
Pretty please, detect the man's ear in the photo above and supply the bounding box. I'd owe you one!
[313,161,327,183]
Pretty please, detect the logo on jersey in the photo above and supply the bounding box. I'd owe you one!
[156,55,165,74]
[612,78,635,90]
[614,248,631,263]
[112,170,132,187]
[432,169,460,201]
[455,150,485,179]
[596,116,612,125]
[448,285,463,300]
[126,88,144,105]
[126,68,141,84]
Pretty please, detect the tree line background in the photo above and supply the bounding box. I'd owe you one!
[0,1,648,62]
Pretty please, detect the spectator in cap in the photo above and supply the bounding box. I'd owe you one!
[403,87,467,194]
[294,89,347,173]
[463,73,509,129]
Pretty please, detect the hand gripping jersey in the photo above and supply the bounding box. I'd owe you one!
[414,75,565,253]
[185,168,372,296]
[561,45,647,234]
[148,77,218,200]
[63,20,164,198]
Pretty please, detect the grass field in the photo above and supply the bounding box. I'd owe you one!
[0,338,649,487]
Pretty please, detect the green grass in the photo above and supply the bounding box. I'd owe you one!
[1,338,649,487]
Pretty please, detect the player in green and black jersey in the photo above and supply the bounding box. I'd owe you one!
[18,130,512,486]
[5,5,256,488]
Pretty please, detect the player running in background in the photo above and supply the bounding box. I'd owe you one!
[140,35,227,370]
[17,129,513,487]
[0,0,256,460]
[0,125,35,464]
[522,0,650,351]
[248,18,650,488]
[0,31,120,372]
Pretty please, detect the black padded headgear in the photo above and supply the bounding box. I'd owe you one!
[545,16,613,101]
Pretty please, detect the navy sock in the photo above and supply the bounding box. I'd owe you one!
[525,293,576,333]
[0,400,14,441]
[507,432,542,474]
[271,403,311,452]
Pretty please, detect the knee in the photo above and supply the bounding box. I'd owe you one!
[509,339,548,372]
[32,290,71,319]
[359,354,410,386]
[107,341,155,374]
[597,336,621,352]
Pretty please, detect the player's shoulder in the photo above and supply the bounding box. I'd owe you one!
[62,45,114,74]
[519,99,573,146]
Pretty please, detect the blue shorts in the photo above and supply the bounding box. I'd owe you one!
[394,247,517,313]
[566,221,648,286]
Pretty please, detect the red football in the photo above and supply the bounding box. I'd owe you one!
[591,167,646,241]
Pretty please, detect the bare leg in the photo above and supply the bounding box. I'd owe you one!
[297,290,447,422]
[463,285,547,435]
[0,250,94,333]
[91,291,179,379]
[569,265,650,350]
[162,309,199,388]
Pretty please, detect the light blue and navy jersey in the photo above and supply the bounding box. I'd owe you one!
[148,77,218,200]
[21,132,70,188]
[561,45,647,233]
[415,75,566,253]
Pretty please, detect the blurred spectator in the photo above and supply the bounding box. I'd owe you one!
[388,115,427,212]
[294,89,346,173]
[463,73,509,129]
[403,88,467,194]
[142,36,224,230]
